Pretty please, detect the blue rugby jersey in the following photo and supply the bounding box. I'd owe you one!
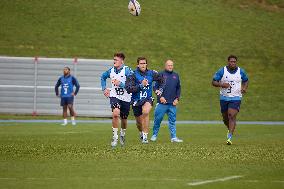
[125,68,165,103]
[55,75,80,97]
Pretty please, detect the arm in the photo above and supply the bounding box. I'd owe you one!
[212,67,230,88]
[240,68,249,93]
[100,69,111,91]
[125,74,143,93]
[55,78,61,96]
[72,77,80,96]
[153,71,165,92]
[176,75,181,100]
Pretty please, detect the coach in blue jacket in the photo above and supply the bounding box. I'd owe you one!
[151,60,183,143]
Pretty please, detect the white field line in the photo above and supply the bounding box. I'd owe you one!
[187,175,244,186]
[0,85,101,90]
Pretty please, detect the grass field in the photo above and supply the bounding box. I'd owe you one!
[0,122,283,189]
[0,0,283,121]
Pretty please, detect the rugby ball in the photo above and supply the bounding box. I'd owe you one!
[128,0,141,16]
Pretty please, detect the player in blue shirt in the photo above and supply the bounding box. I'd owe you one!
[125,57,165,144]
[55,67,80,126]
[212,55,249,145]
[101,52,133,148]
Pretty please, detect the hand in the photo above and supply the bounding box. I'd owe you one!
[103,89,110,97]
[155,90,162,96]
[71,92,75,96]
[56,94,60,98]
[142,79,148,87]
[173,99,179,106]
[112,79,120,87]
[160,97,167,104]
[221,83,230,88]
[241,88,247,94]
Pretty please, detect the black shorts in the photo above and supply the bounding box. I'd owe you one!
[110,97,131,119]
[220,100,241,113]
[132,97,154,117]
[61,97,74,106]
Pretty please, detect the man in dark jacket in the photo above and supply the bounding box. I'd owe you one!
[151,60,183,142]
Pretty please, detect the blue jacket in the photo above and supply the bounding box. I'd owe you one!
[154,70,181,104]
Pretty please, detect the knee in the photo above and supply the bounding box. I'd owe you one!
[228,113,236,120]
[112,109,120,118]
[142,109,150,116]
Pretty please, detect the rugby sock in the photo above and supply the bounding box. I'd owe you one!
[227,133,233,140]
[120,129,126,137]
[63,119,67,124]
[71,116,75,121]
[112,127,118,139]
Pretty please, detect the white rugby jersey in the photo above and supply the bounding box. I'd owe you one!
[220,66,242,98]
[109,66,131,102]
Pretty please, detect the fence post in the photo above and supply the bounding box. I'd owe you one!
[32,57,38,116]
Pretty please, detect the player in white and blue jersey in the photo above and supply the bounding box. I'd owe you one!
[55,67,80,126]
[212,55,249,145]
[125,57,165,144]
[101,52,133,148]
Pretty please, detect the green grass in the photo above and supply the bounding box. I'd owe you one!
[0,0,284,120]
[0,122,283,189]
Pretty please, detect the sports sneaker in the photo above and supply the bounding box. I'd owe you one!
[150,135,157,142]
[139,133,143,141]
[142,138,149,144]
[226,139,232,145]
[171,137,183,143]
[120,135,126,146]
[111,137,118,148]
[61,123,67,126]
[71,121,76,126]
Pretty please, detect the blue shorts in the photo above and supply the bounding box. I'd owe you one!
[110,97,131,119]
[220,100,241,113]
[61,97,74,106]
[132,97,154,117]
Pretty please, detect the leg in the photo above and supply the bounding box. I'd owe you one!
[222,112,229,130]
[152,104,167,139]
[112,108,120,129]
[135,116,143,132]
[141,102,152,134]
[67,104,76,125]
[227,108,239,135]
[167,105,177,139]
[62,105,68,119]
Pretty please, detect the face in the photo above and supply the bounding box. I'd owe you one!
[165,60,174,72]
[228,58,237,69]
[137,59,147,72]
[113,56,124,68]
[63,68,70,75]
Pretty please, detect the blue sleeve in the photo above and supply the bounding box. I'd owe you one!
[55,77,61,96]
[240,68,248,82]
[72,76,80,95]
[176,74,181,99]
[213,67,224,81]
[119,66,134,88]
[101,69,111,91]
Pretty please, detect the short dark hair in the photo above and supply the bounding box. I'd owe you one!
[114,52,125,60]
[227,55,238,61]
[137,57,147,64]
[64,66,70,71]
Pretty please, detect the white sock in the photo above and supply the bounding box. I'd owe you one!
[112,127,118,139]
[71,116,75,121]
[142,132,148,140]
[120,129,126,137]
[63,119,67,124]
